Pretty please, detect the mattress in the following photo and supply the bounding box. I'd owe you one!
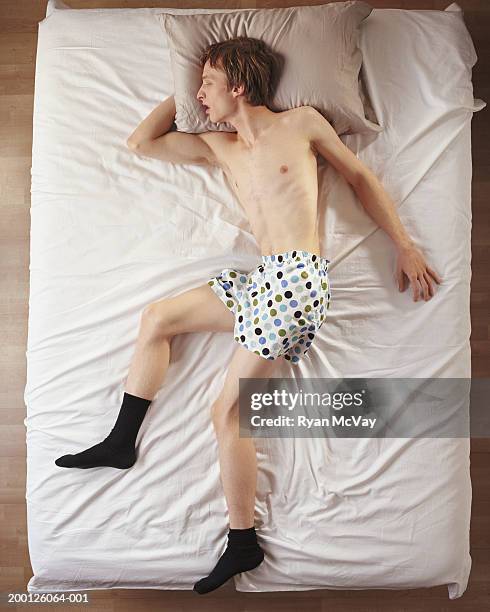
[24,0,486,599]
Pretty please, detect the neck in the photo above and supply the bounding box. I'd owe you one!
[229,105,276,147]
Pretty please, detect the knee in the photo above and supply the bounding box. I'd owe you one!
[141,301,176,339]
[210,400,239,431]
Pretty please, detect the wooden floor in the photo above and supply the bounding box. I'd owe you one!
[1,1,488,610]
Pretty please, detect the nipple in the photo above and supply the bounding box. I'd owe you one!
[280,165,288,173]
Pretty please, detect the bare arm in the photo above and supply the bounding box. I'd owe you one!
[126,95,219,167]
[305,106,442,302]
[305,106,413,247]
[353,173,414,251]
[350,164,443,300]
[127,95,176,144]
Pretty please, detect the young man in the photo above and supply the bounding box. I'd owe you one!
[55,37,442,594]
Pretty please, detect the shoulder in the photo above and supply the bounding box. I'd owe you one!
[294,105,317,116]
[293,105,325,130]
[289,106,325,154]
[290,106,323,140]
[293,106,337,150]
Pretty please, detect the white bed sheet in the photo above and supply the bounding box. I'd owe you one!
[24,0,485,599]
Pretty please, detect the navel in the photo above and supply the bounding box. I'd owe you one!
[280,165,288,173]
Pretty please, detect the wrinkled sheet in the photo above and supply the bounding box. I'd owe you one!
[25,0,485,599]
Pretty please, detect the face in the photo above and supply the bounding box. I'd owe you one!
[196,60,242,124]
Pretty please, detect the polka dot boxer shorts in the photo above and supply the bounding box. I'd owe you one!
[207,249,331,364]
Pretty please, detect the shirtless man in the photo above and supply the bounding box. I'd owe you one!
[55,37,442,594]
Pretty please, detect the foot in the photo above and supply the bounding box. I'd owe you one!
[55,439,136,469]
[193,542,264,594]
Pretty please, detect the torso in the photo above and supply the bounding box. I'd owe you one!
[205,108,321,257]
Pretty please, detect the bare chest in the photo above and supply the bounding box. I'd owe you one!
[218,127,319,212]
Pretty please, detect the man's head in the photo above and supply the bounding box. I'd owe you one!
[196,36,281,125]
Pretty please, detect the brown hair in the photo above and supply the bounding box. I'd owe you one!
[198,36,282,108]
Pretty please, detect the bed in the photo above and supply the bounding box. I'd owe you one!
[24,0,486,598]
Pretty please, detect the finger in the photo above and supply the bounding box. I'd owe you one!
[410,275,420,301]
[397,267,405,292]
[426,266,442,284]
[419,274,430,301]
[424,272,434,298]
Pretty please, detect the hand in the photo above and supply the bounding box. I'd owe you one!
[395,244,442,302]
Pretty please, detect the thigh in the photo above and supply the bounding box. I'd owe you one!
[215,343,283,410]
[148,283,235,336]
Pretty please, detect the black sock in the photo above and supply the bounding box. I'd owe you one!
[193,526,264,594]
[55,392,151,469]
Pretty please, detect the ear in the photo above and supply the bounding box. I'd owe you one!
[232,83,246,97]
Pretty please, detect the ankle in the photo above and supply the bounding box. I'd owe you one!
[104,435,135,451]
[228,525,258,547]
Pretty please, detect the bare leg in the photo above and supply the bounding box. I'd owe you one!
[54,284,234,469]
[125,284,235,400]
[194,345,281,594]
[124,326,171,401]
[130,286,282,527]
[211,345,281,528]
[214,404,257,529]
